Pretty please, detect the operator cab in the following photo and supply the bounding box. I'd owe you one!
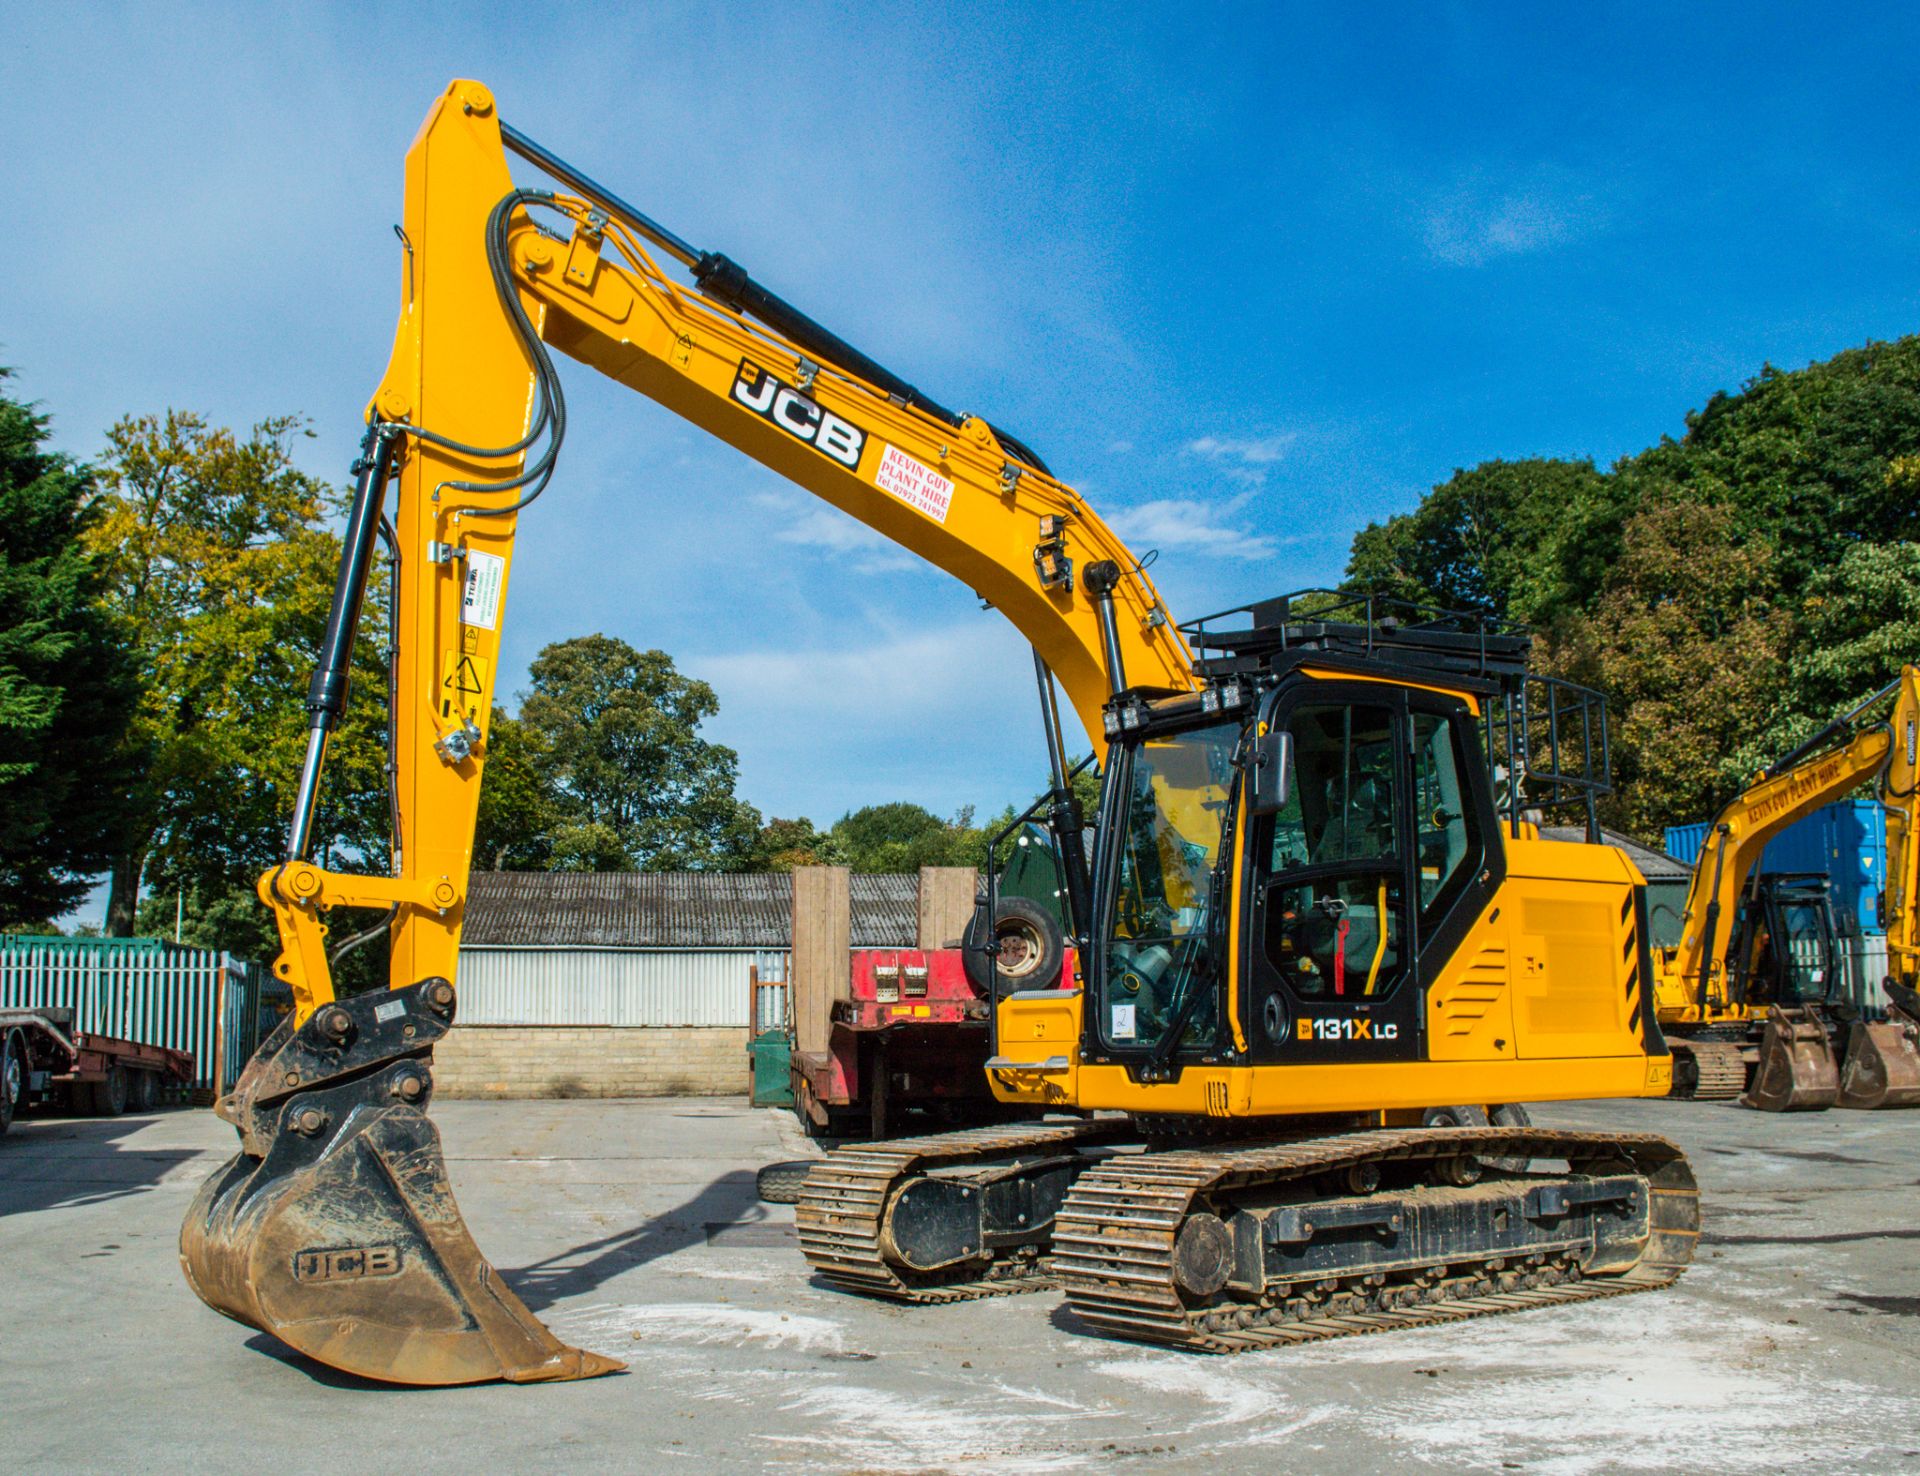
[1079,591,1612,1082]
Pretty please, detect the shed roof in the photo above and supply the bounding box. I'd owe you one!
[462,871,922,949]
[1539,826,1691,880]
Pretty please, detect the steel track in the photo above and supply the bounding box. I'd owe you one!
[795,1118,1131,1302]
[1672,1039,1749,1100]
[1051,1126,1698,1353]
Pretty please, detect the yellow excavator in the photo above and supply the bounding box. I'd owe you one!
[181,81,1698,1383]
[1650,668,1920,1111]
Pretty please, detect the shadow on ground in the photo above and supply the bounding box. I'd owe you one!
[0,1112,207,1218]
[504,1168,761,1311]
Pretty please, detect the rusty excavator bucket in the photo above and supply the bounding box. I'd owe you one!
[1837,983,1920,1110]
[180,978,623,1386]
[1741,1004,1840,1112]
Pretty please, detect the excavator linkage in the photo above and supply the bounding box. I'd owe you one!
[1742,1005,1840,1113]
[179,980,621,1386]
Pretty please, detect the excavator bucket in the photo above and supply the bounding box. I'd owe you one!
[1741,1004,1839,1112]
[1837,983,1920,1110]
[180,978,623,1386]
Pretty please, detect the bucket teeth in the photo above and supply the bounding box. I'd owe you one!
[180,980,622,1386]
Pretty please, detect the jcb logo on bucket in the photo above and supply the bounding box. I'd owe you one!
[294,1245,403,1282]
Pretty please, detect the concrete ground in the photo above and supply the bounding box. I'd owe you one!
[4,1095,1918,1475]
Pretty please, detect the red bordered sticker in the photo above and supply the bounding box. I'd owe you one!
[875,444,954,524]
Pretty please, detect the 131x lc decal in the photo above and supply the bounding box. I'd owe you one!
[1297,1016,1400,1042]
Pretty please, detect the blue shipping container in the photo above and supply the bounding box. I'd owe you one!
[1665,799,1886,933]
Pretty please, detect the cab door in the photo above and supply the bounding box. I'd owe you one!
[1242,682,1500,1065]
[1245,685,1419,1062]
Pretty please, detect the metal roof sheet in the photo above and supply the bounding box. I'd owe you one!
[462,871,923,949]
[1539,826,1692,880]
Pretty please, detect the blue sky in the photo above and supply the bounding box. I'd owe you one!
[3,3,1916,843]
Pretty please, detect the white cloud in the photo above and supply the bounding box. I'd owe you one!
[1420,170,1604,267]
[1108,493,1297,562]
[750,492,918,572]
[1184,433,1296,486]
[1106,439,1136,455]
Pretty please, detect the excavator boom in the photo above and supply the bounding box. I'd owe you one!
[182,81,1191,1386]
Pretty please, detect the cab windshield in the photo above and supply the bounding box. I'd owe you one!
[1094,720,1240,1054]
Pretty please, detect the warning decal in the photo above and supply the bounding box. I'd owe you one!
[461,549,506,631]
[874,444,954,524]
[440,650,490,723]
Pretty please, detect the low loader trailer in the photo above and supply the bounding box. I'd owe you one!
[0,1007,194,1132]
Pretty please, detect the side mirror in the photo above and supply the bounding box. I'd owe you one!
[1250,728,1292,816]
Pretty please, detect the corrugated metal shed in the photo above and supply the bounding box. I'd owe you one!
[1539,826,1691,880]
[462,871,920,949]
[456,948,788,1027]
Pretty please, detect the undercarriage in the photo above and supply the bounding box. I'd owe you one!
[797,1116,1699,1352]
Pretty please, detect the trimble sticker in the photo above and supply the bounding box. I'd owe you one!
[875,444,954,524]
[461,549,505,631]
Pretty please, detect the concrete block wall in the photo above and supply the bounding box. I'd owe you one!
[431,1024,750,1099]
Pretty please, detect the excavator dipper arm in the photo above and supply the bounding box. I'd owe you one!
[181,80,1193,1387]
[1654,665,1920,1110]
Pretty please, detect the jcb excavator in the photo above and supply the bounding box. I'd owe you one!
[1650,667,1920,1111]
[180,81,1698,1384]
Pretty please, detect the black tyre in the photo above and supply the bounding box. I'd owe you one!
[1485,1102,1533,1173]
[89,1065,128,1118]
[1423,1103,1529,1174]
[128,1068,159,1114]
[0,1030,24,1136]
[1421,1104,1490,1129]
[962,895,1066,996]
[757,1159,816,1204]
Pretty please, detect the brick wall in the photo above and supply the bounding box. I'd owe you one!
[430,1025,751,1099]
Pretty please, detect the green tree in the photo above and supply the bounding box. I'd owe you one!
[1553,494,1792,842]
[0,370,140,925]
[86,411,389,944]
[1345,458,1618,624]
[744,816,839,872]
[519,635,756,870]
[473,707,557,870]
[828,801,1005,873]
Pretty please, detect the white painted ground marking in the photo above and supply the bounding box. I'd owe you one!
[557,1301,845,1354]
[763,1383,1091,1475]
[1292,1295,1908,1475]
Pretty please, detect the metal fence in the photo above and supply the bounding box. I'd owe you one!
[0,936,271,1094]
[753,953,789,1035]
[455,947,790,1028]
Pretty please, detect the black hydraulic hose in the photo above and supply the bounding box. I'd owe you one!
[499,118,1055,476]
[288,423,399,860]
[377,513,403,874]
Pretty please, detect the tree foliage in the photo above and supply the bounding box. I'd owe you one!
[86,411,389,945]
[513,635,757,871]
[0,371,140,925]
[1346,334,1920,843]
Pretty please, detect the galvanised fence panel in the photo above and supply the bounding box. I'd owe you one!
[0,936,271,1095]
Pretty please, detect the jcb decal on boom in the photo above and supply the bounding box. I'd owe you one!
[1297,1016,1399,1042]
[731,361,866,470]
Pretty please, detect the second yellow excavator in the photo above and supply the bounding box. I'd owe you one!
[181,81,1698,1384]
[1649,667,1920,1110]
